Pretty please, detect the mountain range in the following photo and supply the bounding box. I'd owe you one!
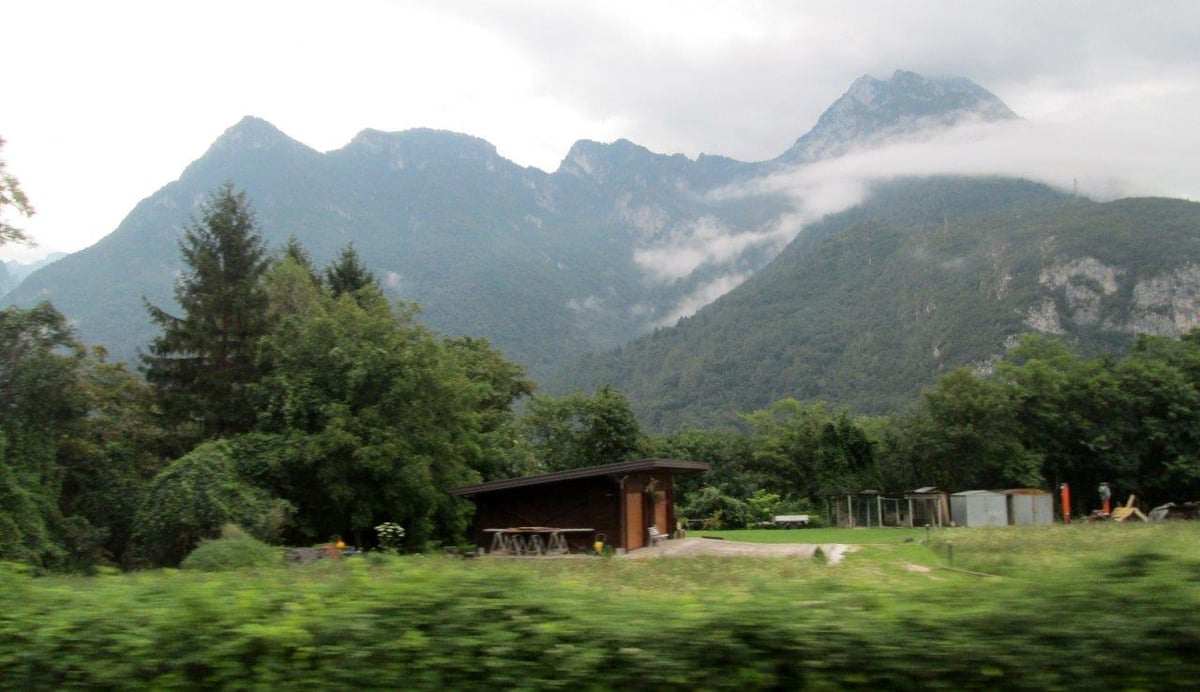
[1,253,65,296]
[555,178,1200,428]
[6,69,1197,427]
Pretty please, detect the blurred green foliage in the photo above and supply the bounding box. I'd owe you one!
[1,525,1198,688]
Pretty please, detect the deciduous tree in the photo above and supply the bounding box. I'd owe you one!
[0,303,83,567]
[900,368,1042,490]
[520,385,640,472]
[444,336,535,480]
[0,136,35,246]
[0,303,159,570]
[250,256,482,547]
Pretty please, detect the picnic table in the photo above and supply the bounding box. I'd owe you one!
[484,527,594,556]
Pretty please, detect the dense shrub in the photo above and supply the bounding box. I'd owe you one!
[180,529,281,572]
[130,441,292,566]
[679,486,754,528]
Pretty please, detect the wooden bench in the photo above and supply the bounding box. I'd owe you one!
[647,525,668,547]
[773,514,811,528]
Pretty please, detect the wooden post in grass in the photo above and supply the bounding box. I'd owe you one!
[1060,483,1071,524]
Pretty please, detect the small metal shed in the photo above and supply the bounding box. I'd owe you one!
[1004,489,1054,526]
[950,490,1008,527]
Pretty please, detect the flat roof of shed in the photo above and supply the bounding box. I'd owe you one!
[449,458,709,496]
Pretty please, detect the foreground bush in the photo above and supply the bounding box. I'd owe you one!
[0,543,1197,688]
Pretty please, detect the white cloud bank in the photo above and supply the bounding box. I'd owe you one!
[777,87,1200,204]
[632,217,794,284]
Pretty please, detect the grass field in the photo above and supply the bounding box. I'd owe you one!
[697,521,1200,574]
[694,526,928,544]
[2,522,1198,687]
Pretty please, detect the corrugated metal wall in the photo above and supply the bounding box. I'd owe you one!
[950,491,1008,527]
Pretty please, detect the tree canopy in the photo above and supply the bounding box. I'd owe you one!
[0,136,35,247]
[0,303,160,570]
[247,256,485,546]
[520,385,640,472]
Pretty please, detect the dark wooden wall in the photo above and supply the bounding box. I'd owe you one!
[469,476,621,552]
[465,471,682,553]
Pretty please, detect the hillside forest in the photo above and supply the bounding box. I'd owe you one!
[4,183,1200,572]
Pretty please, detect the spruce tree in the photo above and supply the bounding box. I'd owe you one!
[141,183,270,438]
[324,242,378,299]
[280,235,321,286]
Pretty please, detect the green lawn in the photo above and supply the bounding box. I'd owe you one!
[692,521,1200,576]
[923,520,1200,576]
[694,526,928,544]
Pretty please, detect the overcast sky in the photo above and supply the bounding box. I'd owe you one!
[3,0,1199,262]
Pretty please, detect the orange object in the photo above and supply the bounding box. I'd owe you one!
[1099,482,1113,515]
[1060,483,1071,524]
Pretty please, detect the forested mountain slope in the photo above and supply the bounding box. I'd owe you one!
[4,71,1012,380]
[2,118,782,378]
[553,177,1200,429]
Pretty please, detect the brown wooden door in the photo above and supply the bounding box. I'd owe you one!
[654,490,668,536]
[625,490,644,550]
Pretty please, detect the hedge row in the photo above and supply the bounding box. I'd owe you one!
[1,551,1197,689]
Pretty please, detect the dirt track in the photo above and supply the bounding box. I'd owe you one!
[619,537,853,564]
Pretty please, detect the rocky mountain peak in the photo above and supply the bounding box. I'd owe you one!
[338,127,504,174]
[557,139,655,177]
[845,73,883,106]
[208,116,312,155]
[777,70,1017,164]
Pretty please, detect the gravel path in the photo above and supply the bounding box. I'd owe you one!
[620,537,854,564]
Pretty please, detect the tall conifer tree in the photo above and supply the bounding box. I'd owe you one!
[142,183,270,438]
[324,242,378,299]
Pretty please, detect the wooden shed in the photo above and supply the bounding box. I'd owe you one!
[450,459,709,554]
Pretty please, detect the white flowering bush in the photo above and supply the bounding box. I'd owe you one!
[375,522,406,552]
